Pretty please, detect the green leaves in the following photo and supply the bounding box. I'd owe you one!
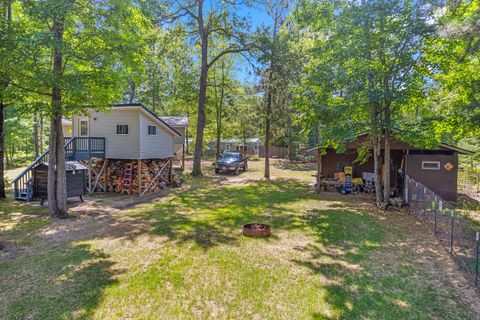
[10,0,150,115]
[293,0,455,149]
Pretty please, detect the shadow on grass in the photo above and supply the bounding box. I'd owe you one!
[0,243,117,320]
[0,199,50,246]
[295,208,476,319]
[124,178,315,249]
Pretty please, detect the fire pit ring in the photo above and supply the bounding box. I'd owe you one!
[243,223,271,237]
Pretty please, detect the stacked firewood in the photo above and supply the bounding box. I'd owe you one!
[91,158,172,194]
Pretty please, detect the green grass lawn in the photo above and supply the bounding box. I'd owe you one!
[0,160,477,319]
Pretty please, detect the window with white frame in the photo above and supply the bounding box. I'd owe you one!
[79,120,88,136]
[116,124,129,135]
[226,144,231,151]
[421,161,440,170]
[148,125,156,135]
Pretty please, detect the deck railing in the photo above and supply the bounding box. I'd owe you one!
[13,137,105,200]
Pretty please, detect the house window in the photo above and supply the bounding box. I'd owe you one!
[148,125,156,135]
[80,120,88,136]
[421,161,440,170]
[116,124,128,135]
[226,144,231,151]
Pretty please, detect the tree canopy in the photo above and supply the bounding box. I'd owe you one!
[1,0,479,210]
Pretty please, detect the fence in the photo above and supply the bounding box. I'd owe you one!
[405,175,480,289]
[459,167,480,204]
[258,146,289,158]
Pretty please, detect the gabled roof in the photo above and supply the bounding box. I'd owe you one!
[307,132,474,155]
[160,116,188,128]
[438,142,475,156]
[62,118,72,126]
[113,103,181,137]
[354,131,475,155]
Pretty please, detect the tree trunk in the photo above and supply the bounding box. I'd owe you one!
[383,99,391,204]
[264,7,281,180]
[215,106,221,159]
[34,114,39,158]
[48,16,68,219]
[371,102,383,206]
[264,85,272,180]
[242,128,247,157]
[185,113,189,155]
[192,31,208,176]
[0,0,12,199]
[5,147,10,168]
[215,63,225,160]
[373,140,383,204]
[0,101,5,198]
[287,116,294,161]
[39,112,44,154]
[128,80,136,103]
[363,0,383,205]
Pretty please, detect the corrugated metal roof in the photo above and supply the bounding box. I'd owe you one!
[159,116,188,127]
[218,138,262,144]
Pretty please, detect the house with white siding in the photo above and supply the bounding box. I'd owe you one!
[70,104,181,159]
[13,103,185,200]
[158,116,188,170]
[206,138,262,156]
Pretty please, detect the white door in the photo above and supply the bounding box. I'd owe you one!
[78,118,89,137]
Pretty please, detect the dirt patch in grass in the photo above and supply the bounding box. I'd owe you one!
[0,240,22,258]
[379,209,480,315]
[1,159,479,319]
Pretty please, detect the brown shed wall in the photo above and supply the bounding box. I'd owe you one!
[405,153,458,201]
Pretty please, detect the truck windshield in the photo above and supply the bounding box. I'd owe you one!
[221,153,239,159]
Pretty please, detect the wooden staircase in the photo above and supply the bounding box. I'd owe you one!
[12,137,75,201]
[12,136,106,201]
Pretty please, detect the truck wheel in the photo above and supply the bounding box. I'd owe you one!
[243,162,248,171]
[235,166,240,175]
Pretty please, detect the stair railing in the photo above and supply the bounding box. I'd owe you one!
[12,137,75,200]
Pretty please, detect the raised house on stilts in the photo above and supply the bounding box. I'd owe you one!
[13,103,184,201]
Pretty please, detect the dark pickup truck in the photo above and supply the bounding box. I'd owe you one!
[214,152,248,175]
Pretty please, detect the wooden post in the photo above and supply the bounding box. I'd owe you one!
[88,160,92,195]
[316,148,322,193]
[103,158,108,192]
[138,159,142,195]
[182,143,185,171]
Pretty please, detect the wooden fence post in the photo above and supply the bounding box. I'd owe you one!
[450,209,454,255]
[476,232,479,287]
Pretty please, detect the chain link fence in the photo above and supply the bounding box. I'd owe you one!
[405,175,480,289]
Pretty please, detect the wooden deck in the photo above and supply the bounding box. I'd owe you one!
[64,137,105,160]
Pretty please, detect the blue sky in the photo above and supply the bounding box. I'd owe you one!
[232,2,274,84]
